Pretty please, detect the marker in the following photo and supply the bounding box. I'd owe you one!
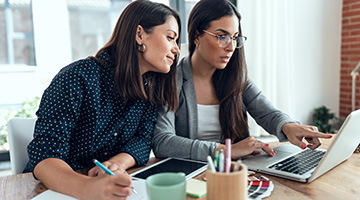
[207,156,217,172]
[233,163,238,172]
[92,159,137,194]
[214,151,219,171]
[219,149,224,173]
[225,138,231,173]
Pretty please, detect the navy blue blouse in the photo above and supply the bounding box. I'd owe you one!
[24,51,156,173]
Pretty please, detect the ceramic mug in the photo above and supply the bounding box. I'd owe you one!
[146,172,186,200]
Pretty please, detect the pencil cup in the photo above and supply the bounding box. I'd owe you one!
[207,162,248,200]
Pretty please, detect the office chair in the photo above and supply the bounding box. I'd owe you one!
[7,117,36,174]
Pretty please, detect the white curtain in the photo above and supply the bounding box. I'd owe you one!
[237,0,342,136]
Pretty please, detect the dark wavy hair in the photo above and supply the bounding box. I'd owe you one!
[92,0,180,111]
[188,0,248,141]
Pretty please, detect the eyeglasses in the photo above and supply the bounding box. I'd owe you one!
[202,30,247,49]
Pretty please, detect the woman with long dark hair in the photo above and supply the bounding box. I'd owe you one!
[152,0,331,161]
[24,1,181,199]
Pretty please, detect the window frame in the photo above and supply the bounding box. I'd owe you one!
[2,0,36,67]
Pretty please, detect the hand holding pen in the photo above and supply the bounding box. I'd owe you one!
[92,159,137,194]
[79,159,134,199]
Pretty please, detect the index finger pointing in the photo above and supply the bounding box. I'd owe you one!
[307,131,333,139]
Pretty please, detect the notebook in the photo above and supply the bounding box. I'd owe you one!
[32,180,149,200]
[242,109,360,183]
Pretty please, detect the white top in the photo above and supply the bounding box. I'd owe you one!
[197,104,221,142]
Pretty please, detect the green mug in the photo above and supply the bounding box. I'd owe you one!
[146,172,186,200]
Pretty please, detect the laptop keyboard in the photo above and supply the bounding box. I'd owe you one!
[268,149,326,175]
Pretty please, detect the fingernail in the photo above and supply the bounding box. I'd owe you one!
[327,134,332,138]
[265,143,269,146]
[273,150,277,153]
[301,144,306,149]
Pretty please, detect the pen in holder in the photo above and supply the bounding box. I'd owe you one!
[206,162,248,200]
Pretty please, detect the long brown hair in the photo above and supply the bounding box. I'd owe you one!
[188,0,248,141]
[92,0,180,111]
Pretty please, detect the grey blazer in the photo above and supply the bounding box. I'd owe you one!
[152,56,298,161]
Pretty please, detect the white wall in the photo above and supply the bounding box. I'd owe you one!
[237,0,342,135]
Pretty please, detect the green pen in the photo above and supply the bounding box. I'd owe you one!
[214,150,219,172]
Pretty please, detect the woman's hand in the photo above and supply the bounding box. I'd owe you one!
[215,136,275,160]
[282,123,332,150]
[230,136,275,159]
[88,160,127,177]
[81,171,133,200]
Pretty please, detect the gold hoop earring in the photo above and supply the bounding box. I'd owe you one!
[195,42,199,48]
[138,43,146,53]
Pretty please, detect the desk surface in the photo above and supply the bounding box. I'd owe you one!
[1,137,359,200]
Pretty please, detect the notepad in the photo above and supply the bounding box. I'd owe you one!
[32,180,149,200]
[186,179,207,198]
[31,189,77,200]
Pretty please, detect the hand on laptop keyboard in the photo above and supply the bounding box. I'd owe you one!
[215,136,277,159]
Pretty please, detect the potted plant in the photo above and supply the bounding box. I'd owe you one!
[312,106,337,133]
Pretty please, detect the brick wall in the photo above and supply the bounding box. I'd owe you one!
[341,0,360,118]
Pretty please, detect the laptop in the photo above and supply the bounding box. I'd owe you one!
[242,109,360,183]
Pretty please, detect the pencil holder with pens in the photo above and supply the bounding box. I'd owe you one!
[206,162,248,200]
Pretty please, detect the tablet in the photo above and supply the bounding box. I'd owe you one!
[130,157,207,180]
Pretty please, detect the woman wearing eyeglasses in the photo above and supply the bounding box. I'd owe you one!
[152,0,332,161]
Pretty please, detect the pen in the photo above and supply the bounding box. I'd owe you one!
[207,156,217,172]
[92,159,137,194]
[234,159,241,172]
[233,163,238,172]
[219,149,224,173]
[214,150,219,171]
[225,138,231,173]
[93,159,116,175]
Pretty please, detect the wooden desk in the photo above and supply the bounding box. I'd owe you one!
[1,137,359,200]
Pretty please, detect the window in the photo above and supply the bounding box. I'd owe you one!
[67,0,131,61]
[0,0,36,65]
[170,0,236,43]
[170,0,199,43]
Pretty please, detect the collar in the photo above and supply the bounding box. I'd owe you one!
[179,55,193,81]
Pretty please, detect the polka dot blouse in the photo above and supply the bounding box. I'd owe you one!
[24,50,156,173]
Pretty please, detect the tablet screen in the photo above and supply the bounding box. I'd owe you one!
[132,158,207,180]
